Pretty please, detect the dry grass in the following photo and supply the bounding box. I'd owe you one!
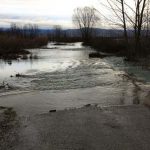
[84,37,127,54]
[0,35,48,59]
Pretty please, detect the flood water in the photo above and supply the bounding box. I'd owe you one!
[0,42,150,110]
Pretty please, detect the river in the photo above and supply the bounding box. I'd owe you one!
[0,42,150,114]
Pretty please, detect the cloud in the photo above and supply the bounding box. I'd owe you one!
[0,14,72,28]
[0,0,100,28]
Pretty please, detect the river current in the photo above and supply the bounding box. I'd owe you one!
[0,42,150,106]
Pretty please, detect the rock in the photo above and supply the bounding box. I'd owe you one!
[7,61,12,65]
[89,52,107,58]
[16,73,22,77]
[49,110,56,113]
[84,104,91,107]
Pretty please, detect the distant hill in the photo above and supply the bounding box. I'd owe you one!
[0,27,137,37]
[38,28,125,37]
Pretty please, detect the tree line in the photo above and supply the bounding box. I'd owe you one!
[72,0,150,59]
[0,23,48,59]
[10,23,39,38]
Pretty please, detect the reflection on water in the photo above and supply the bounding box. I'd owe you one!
[0,43,88,79]
[0,42,150,106]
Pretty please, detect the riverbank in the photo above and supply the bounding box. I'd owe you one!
[0,104,150,150]
[0,35,48,60]
[83,38,126,56]
[85,37,150,62]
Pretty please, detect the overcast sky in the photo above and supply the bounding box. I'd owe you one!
[0,0,100,28]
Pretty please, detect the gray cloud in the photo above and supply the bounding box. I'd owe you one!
[0,14,72,28]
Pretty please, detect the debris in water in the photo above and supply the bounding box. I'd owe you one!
[16,73,23,77]
[49,110,56,113]
[84,104,91,107]
[89,52,108,58]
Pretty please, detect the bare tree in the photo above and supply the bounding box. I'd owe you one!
[133,0,147,54]
[120,0,128,42]
[72,7,100,42]
[104,0,128,43]
[100,0,148,56]
[144,0,150,37]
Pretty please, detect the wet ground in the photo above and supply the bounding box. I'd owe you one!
[1,105,150,150]
[0,106,19,150]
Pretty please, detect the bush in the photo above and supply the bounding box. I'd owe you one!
[0,35,48,59]
[86,37,127,54]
